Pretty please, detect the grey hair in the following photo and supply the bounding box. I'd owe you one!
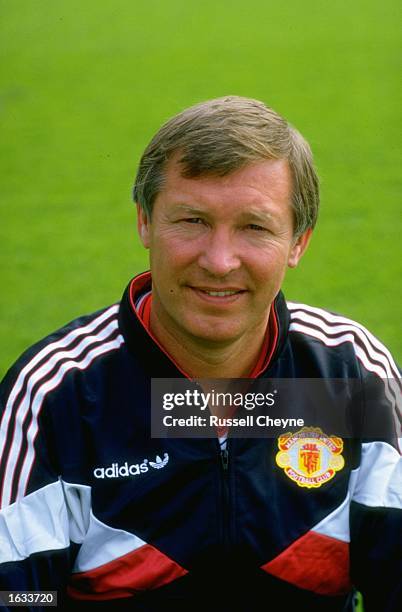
[133,96,319,236]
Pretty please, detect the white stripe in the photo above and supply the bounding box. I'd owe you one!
[0,476,147,571]
[312,468,360,543]
[289,321,393,381]
[134,290,151,312]
[289,309,397,381]
[1,321,120,508]
[352,441,402,508]
[16,336,125,504]
[288,319,401,445]
[0,480,92,563]
[0,305,119,463]
[310,442,402,542]
[62,481,92,545]
[72,509,146,573]
[0,480,69,563]
[288,302,401,381]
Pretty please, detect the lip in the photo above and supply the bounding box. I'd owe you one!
[188,286,247,304]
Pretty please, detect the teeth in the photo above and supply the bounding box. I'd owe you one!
[204,290,238,296]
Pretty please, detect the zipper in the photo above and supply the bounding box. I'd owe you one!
[221,447,229,471]
[219,441,231,551]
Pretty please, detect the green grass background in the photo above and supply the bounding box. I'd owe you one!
[1,0,401,379]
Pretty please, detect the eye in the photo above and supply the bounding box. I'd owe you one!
[246,223,267,232]
[183,217,204,225]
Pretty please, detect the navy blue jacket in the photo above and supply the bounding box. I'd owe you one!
[0,272,401,611]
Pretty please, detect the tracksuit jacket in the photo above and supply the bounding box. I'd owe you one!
[0,271,401,611]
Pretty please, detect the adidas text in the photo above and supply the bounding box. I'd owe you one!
[94,454,169,479]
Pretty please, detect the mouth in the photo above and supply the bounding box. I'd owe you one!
[188,286,247,304]
[199,289,240,297]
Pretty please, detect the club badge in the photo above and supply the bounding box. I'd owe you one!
[275,427,345,488]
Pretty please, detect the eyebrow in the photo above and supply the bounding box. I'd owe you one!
[238,209,277,224]
[173,204,206,215]
[173,204,276,221]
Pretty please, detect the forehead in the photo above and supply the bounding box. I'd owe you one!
[156,157,293,213]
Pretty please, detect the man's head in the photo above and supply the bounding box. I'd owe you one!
[133,96,319,238]
[133,97,318,356]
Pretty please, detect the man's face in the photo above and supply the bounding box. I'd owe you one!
[137,157,311,348]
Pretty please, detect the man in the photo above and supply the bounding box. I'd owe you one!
[0,97,400,611]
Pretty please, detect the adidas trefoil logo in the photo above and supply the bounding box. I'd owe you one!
[149,454,169,469]
[94,453,170,479]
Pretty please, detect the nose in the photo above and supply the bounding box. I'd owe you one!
[197,227,241,277]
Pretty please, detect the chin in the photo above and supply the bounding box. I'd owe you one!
[188,325,242,346]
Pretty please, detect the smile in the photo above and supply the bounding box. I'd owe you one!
[202,290,239,297]
[189,287,246,303]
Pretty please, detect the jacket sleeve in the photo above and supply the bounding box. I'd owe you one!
[349,351,402,611]
[0,353,86,611]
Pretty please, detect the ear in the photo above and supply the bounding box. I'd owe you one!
[137,204,151,248]
[287,228,313,268]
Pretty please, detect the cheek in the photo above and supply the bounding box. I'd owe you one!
[247,245,290,280]
[157,234,200,267]
[150,239,194,284]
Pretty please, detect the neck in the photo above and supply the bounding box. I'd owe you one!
[149,310,269,379]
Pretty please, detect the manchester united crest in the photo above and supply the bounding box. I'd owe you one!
[275,427,345,488]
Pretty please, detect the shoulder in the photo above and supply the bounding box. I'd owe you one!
[286,300,400,379]
[0,302,123,402]
[0,303,125,506]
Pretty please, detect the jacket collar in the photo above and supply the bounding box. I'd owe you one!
[118,271,290,378]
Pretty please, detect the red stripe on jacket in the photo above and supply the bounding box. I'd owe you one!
[261,530,351,596]
[68,543,188,600]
